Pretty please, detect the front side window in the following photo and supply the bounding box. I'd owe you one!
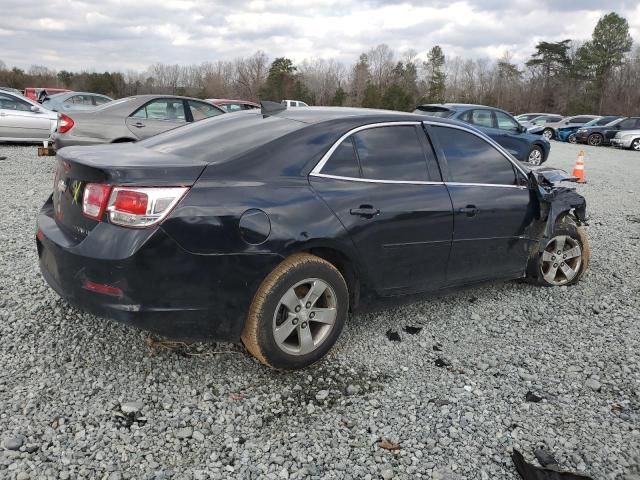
[322,138,360,178]
[469,110,495,128]
[433,126,517,185]
[352,125,429,181]
[187,100,223,121]
[132,99,186,122]
[94,96,111,106]
[0,94,32,112]
[494,111,519,132]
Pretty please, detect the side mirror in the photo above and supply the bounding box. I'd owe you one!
[518,125,527,133]
[30,105,42,113]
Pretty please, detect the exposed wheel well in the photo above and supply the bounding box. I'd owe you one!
[111,137,136,143]
[305,247,360,311]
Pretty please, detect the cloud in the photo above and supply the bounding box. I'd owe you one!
[0,0,637,71]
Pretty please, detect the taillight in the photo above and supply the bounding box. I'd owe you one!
[82,183,112,220]
[58,113,74,134]
[107,187,189,228]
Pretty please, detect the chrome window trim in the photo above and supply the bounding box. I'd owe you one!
[310,172,444,185]
[422,120,529,178]
[310,121,423,175]
[445,182,527,189]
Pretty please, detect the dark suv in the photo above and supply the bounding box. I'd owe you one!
[414,104,550,165]
[575,116,640,146]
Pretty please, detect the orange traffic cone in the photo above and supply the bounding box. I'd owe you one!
[572,150,586,184]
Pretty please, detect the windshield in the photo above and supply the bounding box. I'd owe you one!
[413,106,454,118]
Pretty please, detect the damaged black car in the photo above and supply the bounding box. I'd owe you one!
[36,105,589,369]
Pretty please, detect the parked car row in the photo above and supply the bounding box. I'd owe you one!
[516,111,640,151]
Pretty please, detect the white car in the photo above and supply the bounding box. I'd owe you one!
[611,129,640,151]
[281,99,309,107]
[0,91,58,143]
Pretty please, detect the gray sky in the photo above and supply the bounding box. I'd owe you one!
[1,0,639,71]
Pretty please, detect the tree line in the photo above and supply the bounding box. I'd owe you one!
[1,12,638,115]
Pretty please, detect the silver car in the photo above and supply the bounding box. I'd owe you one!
[529,115,600,140]
[41,92,113,112]
[0,90,58,142]
[611,129,640,151]
[52,95,225,150]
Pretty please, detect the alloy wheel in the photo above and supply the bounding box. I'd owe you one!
[632,139,640,151]
[540,235,582,286]
[528,148,543,165]
[588,134,603,146]
[568,134,577,144]
[272,278,338,356]
[542,129,553,140]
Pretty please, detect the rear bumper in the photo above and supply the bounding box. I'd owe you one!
[36,196,281,341]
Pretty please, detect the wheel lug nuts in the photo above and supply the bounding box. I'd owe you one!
[561,262,565,266]
[553,263,558,268]
[305,302,311,308]
[551,256,556,260]
[563,255,566,259]
[292,318,298,325]
[309,312,315,318]
[295,306,301,312]
[301,322,307,329]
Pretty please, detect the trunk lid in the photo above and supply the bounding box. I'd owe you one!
[53,143,207,242]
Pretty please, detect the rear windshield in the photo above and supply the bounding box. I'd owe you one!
[141,111,306,163]
[94,97,134,111]
[590,116,621,126]
[413,106,454,118]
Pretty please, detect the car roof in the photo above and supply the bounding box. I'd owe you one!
[271,106,456,125]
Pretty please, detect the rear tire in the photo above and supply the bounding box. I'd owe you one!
[527,217,590,287]
[631,138,640,151]
[587,133,603,146]
[527,146,544,165]
[542,128,554,140]
[241,253,348,369]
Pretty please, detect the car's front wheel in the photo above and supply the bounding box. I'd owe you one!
[588,133,603,146]
[542,128,554,140]
[527,146,544,165]
[631,138,640,151]
[567,133,577,144]
[242,253,348,369]
[528,217,589,287]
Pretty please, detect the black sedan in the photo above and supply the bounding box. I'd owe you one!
[575,116,640,146]
[37,105,590,369]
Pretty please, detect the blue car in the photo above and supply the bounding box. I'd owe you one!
[556,116,622,143]
[414,104,550,165]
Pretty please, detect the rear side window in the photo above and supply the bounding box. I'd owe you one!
[618,119,637,129]
[432,126,517,185]
[322,138,360,178]
[469,110,495,128]
[188,100,223,121]
[132,99,186,122]
[352,126,429,181]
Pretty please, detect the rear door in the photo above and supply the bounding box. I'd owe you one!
[427,123,533,284]
[310,122,453,295]
[125,98,187,139]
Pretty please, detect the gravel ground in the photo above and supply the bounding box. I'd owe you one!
[0,141,639,480]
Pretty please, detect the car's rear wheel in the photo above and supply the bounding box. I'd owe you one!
[542,128,554,140]
[528,217,589,287]
[587,133,603,146]
[241,253,348,369]
[567,133,577,144]
[527,146,544,165]
[631,139,640,151]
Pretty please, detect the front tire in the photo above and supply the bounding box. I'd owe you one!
[542,128,554,140]
[631,138,640,151]
[567,133,577,144]
[527,146,544,165]
[587,133,603,146]
[527,217,590,287]
[241,253,349,369]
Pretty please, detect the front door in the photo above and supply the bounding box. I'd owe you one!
[310,123,453,295]
[126,98,187,140]
[428,123,534,284]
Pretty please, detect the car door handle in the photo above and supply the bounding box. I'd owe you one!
[458,205,480,217]
[133,122,145,128]
[350,205,380,218]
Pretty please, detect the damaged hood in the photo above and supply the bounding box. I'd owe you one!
[529,166,578,186]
